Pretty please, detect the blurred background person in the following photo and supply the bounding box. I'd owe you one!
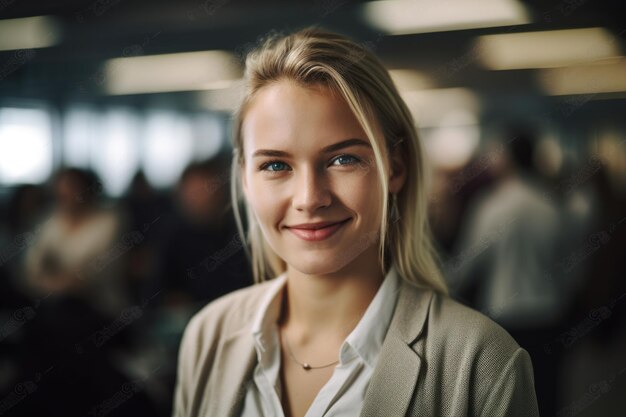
[553,132,626,414]
[567,133,626,337]
[9,167,158,417]
[154,154,253,313]
[0,184,47,311]
[445,125,566,417]
[24,167,130,318]
[119,170,171,305]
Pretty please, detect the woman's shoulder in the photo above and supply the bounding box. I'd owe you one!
[182,280,276,343]
[397,282,521,356]
[394,284,539,416]
[423,289,523,362]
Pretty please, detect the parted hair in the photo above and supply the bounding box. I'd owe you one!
[229,25,448,295]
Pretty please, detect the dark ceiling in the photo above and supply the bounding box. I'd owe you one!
[0,0,624,110]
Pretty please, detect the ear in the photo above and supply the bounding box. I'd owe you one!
[388,143,407,195]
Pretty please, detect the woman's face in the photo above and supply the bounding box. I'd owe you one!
[240,80,404,275]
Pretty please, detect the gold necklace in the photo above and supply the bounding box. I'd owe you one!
[280,328,340,371]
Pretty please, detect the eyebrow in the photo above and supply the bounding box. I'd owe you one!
[251,138,372,158]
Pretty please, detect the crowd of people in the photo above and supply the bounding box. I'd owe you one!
[432,125,626,417]
[0,152,253,417]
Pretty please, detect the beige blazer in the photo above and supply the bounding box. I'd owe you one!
[172,274,540,417]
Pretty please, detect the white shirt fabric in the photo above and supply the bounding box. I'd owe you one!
[239,265,401,417]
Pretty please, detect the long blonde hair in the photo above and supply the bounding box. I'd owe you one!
[229,25,448,294]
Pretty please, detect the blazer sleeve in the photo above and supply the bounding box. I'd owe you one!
[478,347,540,417]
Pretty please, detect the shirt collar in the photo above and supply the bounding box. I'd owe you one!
[250,271,288,354]
[340,265,400,368]
[250,265,401,369]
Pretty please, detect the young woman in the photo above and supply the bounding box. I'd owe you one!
[172,26,540,417]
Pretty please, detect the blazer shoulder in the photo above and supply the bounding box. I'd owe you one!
[186,280,276,339]
[173,281,277,417]
[385,285,539,417]
[427,294,539,416]
[426,291,521,357]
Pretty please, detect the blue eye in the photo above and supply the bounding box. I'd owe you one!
[332,154,360,166]
[259,161,288,172]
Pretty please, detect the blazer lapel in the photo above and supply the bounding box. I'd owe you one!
[359,279,434,417]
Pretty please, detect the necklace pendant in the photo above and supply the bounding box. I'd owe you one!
[302,363,311,370]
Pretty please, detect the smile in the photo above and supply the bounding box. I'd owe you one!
[286,218,351,242]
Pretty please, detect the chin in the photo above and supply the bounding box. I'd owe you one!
[284,251,354,276]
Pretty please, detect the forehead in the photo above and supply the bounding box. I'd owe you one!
[241,80,369,154]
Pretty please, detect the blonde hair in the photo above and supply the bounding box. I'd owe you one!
[229,25,448,294]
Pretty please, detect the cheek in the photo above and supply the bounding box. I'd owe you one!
[345,166,382,200]
[356,193,383,223]
[245,178,280,220]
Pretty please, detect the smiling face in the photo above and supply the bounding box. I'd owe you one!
[240,80,403,276]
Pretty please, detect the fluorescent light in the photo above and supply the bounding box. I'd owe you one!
[539,57,626,95]
[476,27,621,70]
[198,79,246,112]
[422,110,481,170]
[402,88,481,169]
[0,15,61,51]
[401,87,480,128]
[105,50,243,95]
[362,0,530,35]
[388,69,433,91]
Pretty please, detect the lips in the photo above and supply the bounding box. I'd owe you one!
[287,218,350,230]
[287,218,351,242]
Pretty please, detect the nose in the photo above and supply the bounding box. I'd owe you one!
[291,165,332,212]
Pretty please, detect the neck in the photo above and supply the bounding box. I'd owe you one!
[60,207,90,224]
[278,246,387,345]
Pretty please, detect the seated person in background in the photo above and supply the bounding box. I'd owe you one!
[156,157,253,310]
[24,167,130,319]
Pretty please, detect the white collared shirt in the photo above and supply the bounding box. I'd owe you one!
[239,265,401,417]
